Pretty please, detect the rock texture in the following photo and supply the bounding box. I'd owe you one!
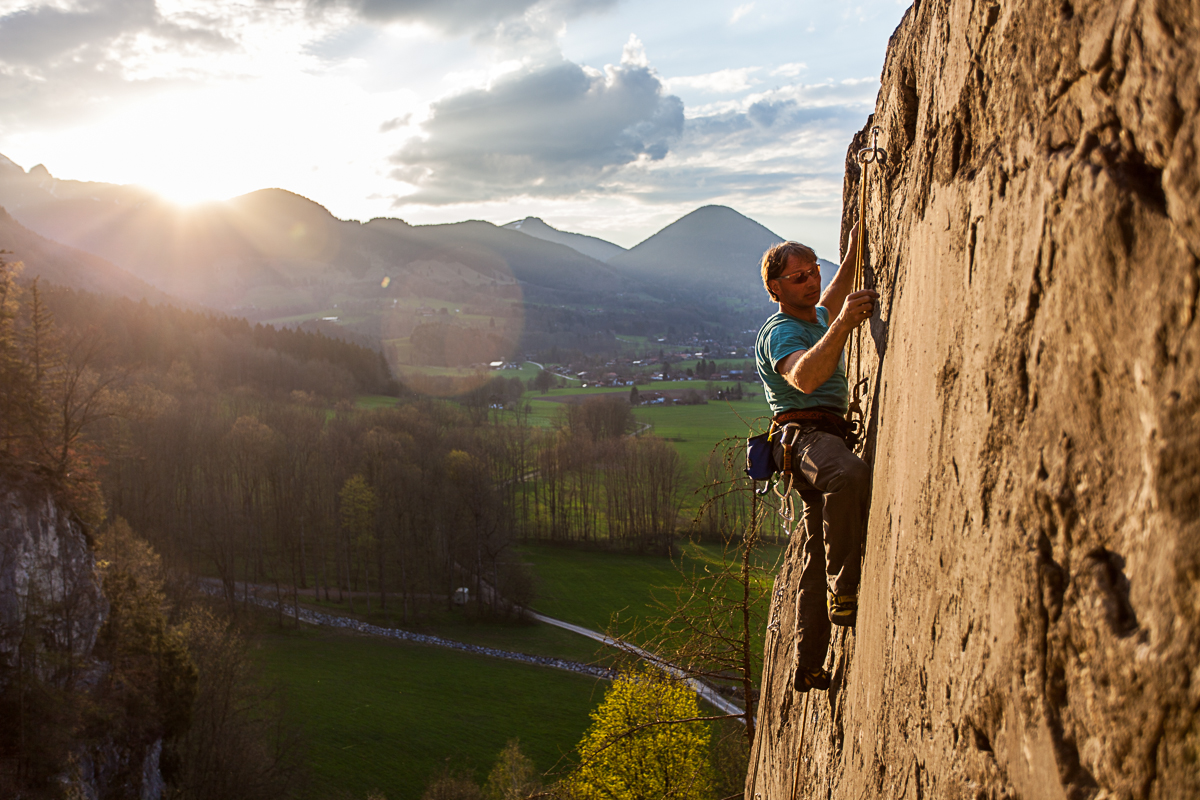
[748,1,1199,799]
[0,482,166,800]
[0,482,108,679]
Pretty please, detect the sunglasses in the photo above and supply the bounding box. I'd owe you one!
[775,267,820,285]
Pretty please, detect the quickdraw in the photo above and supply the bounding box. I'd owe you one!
[772,423,801,535]
[845,125,885,453]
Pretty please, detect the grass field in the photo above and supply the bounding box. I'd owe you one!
[256,626,604,800]
[634,398,772,475]
[355,394,403,410]
[520,541,785,663]
[250,541,786,800]
[290,596,606,665]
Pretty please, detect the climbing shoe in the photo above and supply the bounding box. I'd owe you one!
[829,593,858,627]
[793,666,831,693]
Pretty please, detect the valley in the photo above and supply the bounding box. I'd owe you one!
[0,156,791,799]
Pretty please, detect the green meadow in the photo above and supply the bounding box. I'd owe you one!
[254,540,787,800]
[256,626,603,800]
[520,541,785,664]
[634,397,770,473]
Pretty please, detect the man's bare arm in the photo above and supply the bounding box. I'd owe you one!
[819,222,860,319]
[777,287,879,393]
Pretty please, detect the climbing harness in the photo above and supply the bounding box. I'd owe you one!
[744,423,798,537]
[844,125,885,453]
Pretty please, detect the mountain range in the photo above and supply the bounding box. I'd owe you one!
[0,154,837,363]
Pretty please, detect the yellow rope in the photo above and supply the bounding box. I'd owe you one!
[846,125,882,433]
[852,155,869,392]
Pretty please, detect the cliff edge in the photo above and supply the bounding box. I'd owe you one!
[748,1,1199,799]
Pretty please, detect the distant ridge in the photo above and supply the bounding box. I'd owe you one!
[608,205,784,302]
[0,153,798,342]
[502,217,626,263]
[0,206,169,302]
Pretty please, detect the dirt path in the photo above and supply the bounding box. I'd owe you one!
[202,579,615,680]
[527,611,743,718]
[204,579,743,716]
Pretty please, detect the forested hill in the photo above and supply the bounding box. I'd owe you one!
[0,206,168,302]
[42,286,400,399]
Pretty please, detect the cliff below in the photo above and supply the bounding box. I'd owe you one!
[748,1,1199,799]
[1,483,173,800]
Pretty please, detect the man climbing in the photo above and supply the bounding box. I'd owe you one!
[754,223,878,693]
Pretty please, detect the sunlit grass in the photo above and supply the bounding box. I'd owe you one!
[520,541,784,634]
[256,625,603,800]
[517,541,786,686]
[634,398,771,473]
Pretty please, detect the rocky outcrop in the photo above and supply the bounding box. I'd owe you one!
[1,482,167,800]
[0,482,108,682]
[748,1,1199,799]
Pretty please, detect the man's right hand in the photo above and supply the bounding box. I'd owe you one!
[834,289,879,332]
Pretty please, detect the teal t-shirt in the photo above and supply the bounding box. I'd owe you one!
[754,307,848,416]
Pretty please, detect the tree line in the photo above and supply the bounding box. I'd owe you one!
[42,285,399,399]
[1,256,302,798]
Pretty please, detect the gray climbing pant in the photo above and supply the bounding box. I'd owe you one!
[773,428,870,671]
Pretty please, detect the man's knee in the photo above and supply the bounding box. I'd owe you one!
[843,455,870,489]
[827,453,870,493]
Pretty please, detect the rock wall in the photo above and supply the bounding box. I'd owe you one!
[1,481,166,800]
[748,1,1199,799]
[0,481,108,679]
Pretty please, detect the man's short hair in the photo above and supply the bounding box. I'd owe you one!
[761,241,818,301]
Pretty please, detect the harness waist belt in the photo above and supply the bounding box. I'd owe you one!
[772,408,845,425]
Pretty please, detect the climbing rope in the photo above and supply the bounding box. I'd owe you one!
[845,125,885,451]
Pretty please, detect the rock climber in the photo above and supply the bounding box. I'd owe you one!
[754,223,878,693]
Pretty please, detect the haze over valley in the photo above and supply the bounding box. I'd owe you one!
[0,154,823,380]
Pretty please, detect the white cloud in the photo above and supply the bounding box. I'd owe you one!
[665,66,760,95]
[389,55,683,203]
[729,2,753,24]
[620,33,649,68]
[770,62,806,78]
[304,0,616,37]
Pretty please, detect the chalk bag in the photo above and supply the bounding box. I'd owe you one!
[746,432,776,494]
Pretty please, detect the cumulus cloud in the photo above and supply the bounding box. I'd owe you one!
[578,75,879,220]
[379,113,411,132]
[770,62,806,78]
[0,0,233,71]
[383,6,881,215]
[388,42,684,203]
[665,67,760,95]
[304,0,616,36]
[0,0,256,130]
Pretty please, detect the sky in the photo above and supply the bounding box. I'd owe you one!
[0,0,910,257]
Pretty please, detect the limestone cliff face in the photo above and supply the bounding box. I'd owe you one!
[748,2,1199,799]
[1,482,166,800]
[0,482,108,679]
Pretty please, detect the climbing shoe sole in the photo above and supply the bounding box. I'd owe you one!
[829,593,858,627]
